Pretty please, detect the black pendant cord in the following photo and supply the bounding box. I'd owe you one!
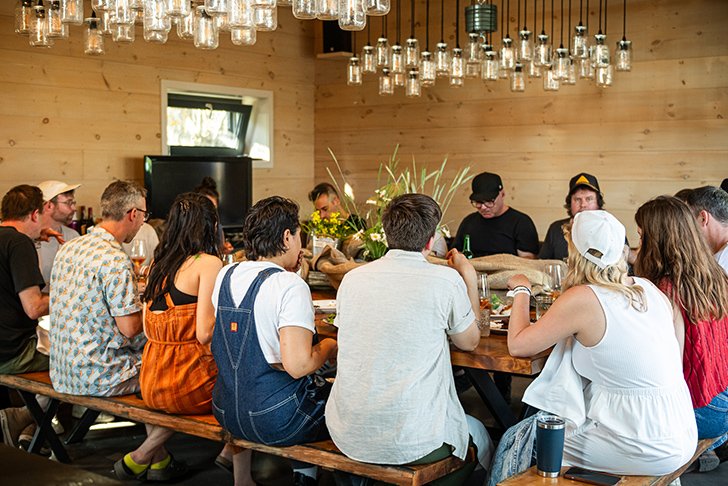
[621,0,626,40]
[524,0,528,30]
[568,0,572,50]
[500,0,504,38]
[425,0,430,50]
[559,0,564,47]
[551,0,554,39]
[396,0,401,44]
[455,0,460,48]
[352,32,356,55]
[597,0,602,34]
[440,0,445,43]
[410,0,415,38]
[586,0,589,30]
[604,0,608,35]
[541,0,545,35]
[579,0,583,25]
[517,0,520,32]
[367,21,371,46]
[381,15,386,38]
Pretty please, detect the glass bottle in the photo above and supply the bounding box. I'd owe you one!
[113,22,136,42]
[166,0,192,18]
[230,26,257,45]
[393,71,405,87]
[562,57,577,85]
[98,8,113,35]
[194,6,219,49]
[317,0,338,20]
[405,37,419,68]
[69,209,80,234]
[518,28,533,62]
[534,33,551,67]
[253,6,277,31]
[554,47,569,79]
[510,62,525,92]
[46,1,69,39]
[572,24,588,58]
[338,0,366,31]
[84,13,105,55]
[596,64,613,87]
[29,2,53,48]
[292,0,316,19]
[543,66,560,91]
[113,0,136,26]
[228,0,253,27]
[15,0,34,35]
[499,37,515,73]
[91,0,111,12]
[481,45,499,81]
[528,58,542,78]
[375,36,390,68]
[144,27,169,43]
[378,67,394,95]
[390,43,404,74]
[593,33,610,67]
[252,0,277,7]
[347,56,362,85]
[215,11,231,31]
[465,33,481,78]
[205,0,228,15]
[405,68,421,97]
[61,0,84,25]
[462,234,473,259]
[579,55,594,79]
[361,44,376,73]
[366,0,389,16]
[616,39,632,71]
[435,41,449,77]
[145,0,171,32]
[177,8,196,38]
[419,50,436,87]
[449,47,464,87]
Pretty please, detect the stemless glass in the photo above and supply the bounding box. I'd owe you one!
[547,264,563,298]
[478,273,490,336]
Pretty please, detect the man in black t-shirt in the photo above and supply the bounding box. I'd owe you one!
[0,185,51,447]
[453,172,539,258]
[308,182,367,232]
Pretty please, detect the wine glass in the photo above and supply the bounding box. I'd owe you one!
[477,272,491,336]
[547,264,563,298]
[129,240,147,281]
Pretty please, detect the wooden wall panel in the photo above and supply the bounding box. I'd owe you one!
[314,0,728,243]
[0,6,316,213]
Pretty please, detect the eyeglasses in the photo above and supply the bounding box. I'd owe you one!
[127,207,151,222]
[56,199,77,207]
[471,199,497,208]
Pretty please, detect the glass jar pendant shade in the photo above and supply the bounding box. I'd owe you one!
[29,3,53,47]
[145,0,171,32]
[572,24,588,58]
[375,36,390,67]
[84,15,105,55]
[47,2,69,39]
[279,0,291,5]
[499,37,515,77]
[61,0,84,25]
[449,47,464,87]
[535,34,551,66]
[230,26,257,45]
[465,33,482,78]
[543,66,560,90]
[228,0,254,28]
[113,22,136,42]
[593,33,610,67]
[15,0,34,35]
[112,0,136,26]
[252,0,277,7]
[481,45,498,81]
[144,27,169,43]
[362,44,376,72]
[166,0,192,18]
[347,56,362,85]
[379,67,394,95]
[317,0,338,20]
[366,0,389,16]
[596,63,613,87]
[616,39,632,71]
[405,68,421,97]
[435,42,449,77]
[338,0,366,31]
[562,57,577,84]
[253,6,277,31]
[528,58,542,78]
[215,10,230,30]
[420,51,435,87]
[92,0,111,12]
[177,9,196,38]
[390,44,404,74]
[394,71,405,87]
[518,29,533,62]
[510,62,525,92]
[194,6,219,49]
[205,0,228,15]
[98,9,113,35]
[579,55,594,78]
[405,37,419,69]
[554,47,569,79]
[293,0,316,19]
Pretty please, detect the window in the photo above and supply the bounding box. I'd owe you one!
[161,81,274,168]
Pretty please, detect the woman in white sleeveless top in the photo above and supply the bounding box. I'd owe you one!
[506,210,697,475]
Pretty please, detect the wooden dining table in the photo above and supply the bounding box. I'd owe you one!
[311,288,551,431]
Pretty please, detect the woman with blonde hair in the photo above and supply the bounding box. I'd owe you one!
[634,196,728,467]
[502,210,696,475]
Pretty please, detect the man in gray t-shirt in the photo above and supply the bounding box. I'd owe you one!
[326,194,492,478]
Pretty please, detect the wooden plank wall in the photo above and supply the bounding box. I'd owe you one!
[314,0,728,242]
[0,5,316,214]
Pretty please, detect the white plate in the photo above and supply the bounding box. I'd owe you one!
[313,299,337,313]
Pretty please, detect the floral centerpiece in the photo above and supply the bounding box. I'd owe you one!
[302,210,354,258]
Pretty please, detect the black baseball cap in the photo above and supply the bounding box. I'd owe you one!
[568,172,602,196]
[470,172,503,201]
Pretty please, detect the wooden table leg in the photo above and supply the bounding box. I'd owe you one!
[464,368,518,431]
[18,391,71,463]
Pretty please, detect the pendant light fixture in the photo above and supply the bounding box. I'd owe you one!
[528,0,542,77]
[339,0,366,31]
[293,0,317,19]
[554,0,569,79]
[450,0,464,87]
[562,0,577,84]
[594,0,613,87]
[615,0,631,71]
[29,1,53,48]
[347,32,363,85]
[420,0,436,87]
[317,0,338,20]
[391,0,405,86]
[543,0,560,90]
[367,0,390,16]
[84,11,105,55]
[376,15,391,68]
[362,22,377,73]
[404,0,419,68]
[61,0,84,26]
[518,0,533,62]
[435,0,449,76]
[499,0,515,78]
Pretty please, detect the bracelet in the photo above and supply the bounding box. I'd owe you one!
[506,286,532,298]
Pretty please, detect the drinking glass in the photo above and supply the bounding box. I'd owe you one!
[129,240,147,281]
[547,264,563,298]
[477,273,490,336]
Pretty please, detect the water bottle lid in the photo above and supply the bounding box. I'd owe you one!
[537,414,565,430]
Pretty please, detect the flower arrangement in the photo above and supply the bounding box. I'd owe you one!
[325,147,472,261]
[303,211,349,239]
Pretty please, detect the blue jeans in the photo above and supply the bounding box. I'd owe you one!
[694,386,728,450]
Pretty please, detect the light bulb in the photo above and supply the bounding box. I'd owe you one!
[405,37,419,68]
[616,39,632,71]
[449,47,464,87]
[420,51,435,87]
[405,68,421,97]
[84,15,105,55]
[510,62,525,92]
[362,44,376,73]
[338,0,366,31]
[347,56,362,85]
[375,36,390,67]
[379,67,394,95]
[435,41,449,77]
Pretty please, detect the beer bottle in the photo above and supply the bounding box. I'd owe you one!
[462,234,473,259]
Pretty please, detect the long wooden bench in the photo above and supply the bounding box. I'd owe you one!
[498,437,716,486]
[0,371,470,486]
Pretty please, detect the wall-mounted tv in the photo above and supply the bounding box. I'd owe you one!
[143,155,252,229]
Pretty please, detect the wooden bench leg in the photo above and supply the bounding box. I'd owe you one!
[65,409,100,445]
[464,368,518,431]
[18,391,71,463]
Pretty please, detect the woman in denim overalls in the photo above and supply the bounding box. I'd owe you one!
[211,197,338,486]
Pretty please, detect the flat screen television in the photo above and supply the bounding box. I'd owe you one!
[143,155,252,229]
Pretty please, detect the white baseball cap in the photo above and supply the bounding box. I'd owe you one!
[38,180,81,202]
[572,210,626,269]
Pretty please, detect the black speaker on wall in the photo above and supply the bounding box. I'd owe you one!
[322,20,352,54]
